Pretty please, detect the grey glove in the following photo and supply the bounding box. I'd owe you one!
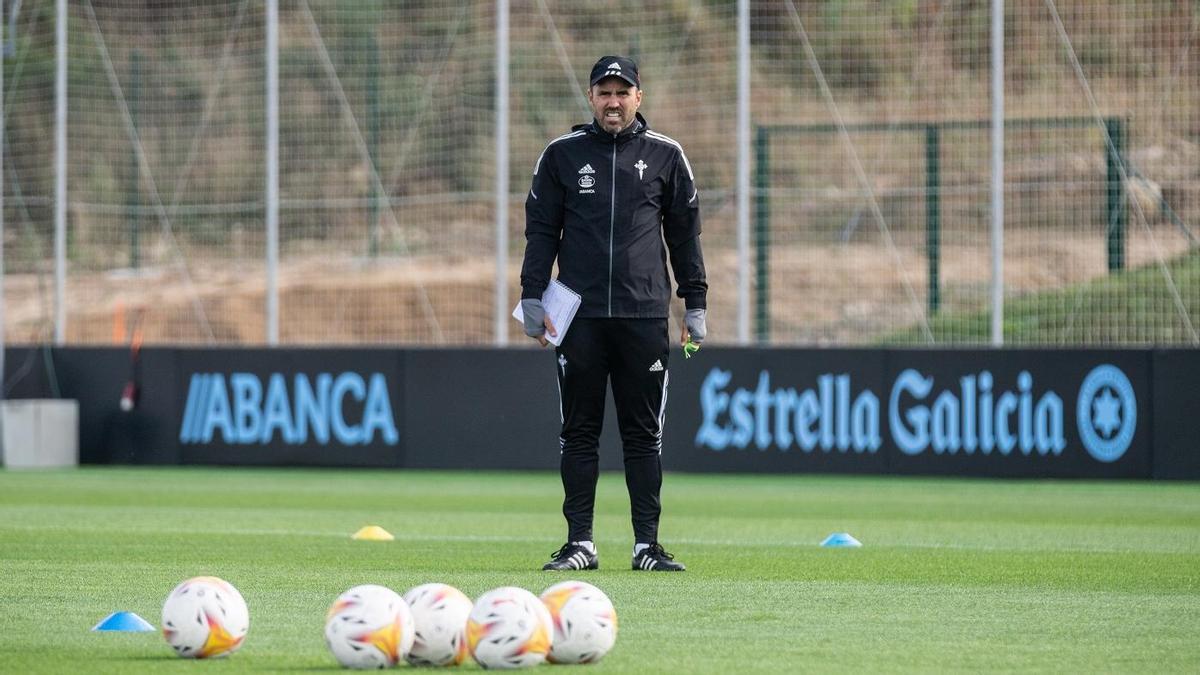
[521,298,546,338]
[685,308,707,344]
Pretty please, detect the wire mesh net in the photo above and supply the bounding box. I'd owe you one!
[754,0,1198,345]
[5,0,60,344]
[276,1,496,344]
[1,0,1197,347]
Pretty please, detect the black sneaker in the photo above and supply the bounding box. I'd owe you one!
[542,543,599,571]
[632,542,686,571]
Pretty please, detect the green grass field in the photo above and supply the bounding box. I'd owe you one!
[1,468,1197,673]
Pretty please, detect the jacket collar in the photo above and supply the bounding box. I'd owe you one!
[575,112,648,144]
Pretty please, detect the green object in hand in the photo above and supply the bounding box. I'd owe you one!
[683,337,701,359]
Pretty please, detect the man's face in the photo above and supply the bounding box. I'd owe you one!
[588,77,642,134]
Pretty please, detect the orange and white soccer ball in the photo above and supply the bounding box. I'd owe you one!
[540,580,617,664]
[467,586,553,669]
[324,584,415,669]
[161,576,249,659]
[403,582,473,666]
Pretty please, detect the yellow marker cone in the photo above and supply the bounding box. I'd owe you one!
[351,525,395,541]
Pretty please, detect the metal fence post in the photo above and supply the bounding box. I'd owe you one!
[265,0,279,345]
[1104,116,1126,273]
[128,48,141,270]
[367,32,380,258]
[494,0,509,346]
[54,0,66,344]
[925,124,940,314]
[754,125,770,343]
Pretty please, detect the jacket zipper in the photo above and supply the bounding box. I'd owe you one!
[608,142,616,317]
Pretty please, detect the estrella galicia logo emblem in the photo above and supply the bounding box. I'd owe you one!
[1075,364,1136,463]
[578,175,595,189]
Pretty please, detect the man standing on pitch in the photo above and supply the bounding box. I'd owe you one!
[520,55,708,572]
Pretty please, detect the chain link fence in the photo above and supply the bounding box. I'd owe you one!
[3,0,1197,347]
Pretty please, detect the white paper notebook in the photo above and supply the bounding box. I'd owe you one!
[512,279,582,347]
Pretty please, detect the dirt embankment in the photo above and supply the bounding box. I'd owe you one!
[6,223,1192,346]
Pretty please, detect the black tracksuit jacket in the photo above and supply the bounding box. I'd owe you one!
[520,113,707,318]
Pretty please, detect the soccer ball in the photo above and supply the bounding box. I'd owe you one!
[403,583,473,666]
[324,584,415,669]
[161,576,249,659]
[466,586,553,669]
[540,580,618,664]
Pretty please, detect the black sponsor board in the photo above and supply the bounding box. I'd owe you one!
[68,343,180,466]
[3,345,1194,479]
[0,347,181,465]
[1151,349,1200,479]
[661,349,888,474]
[405,348,554,470]
[174,349,403,467]
[882,349,1151,478]
[2,346,56,399]
[55,347,181,465]
[403,347,626,471]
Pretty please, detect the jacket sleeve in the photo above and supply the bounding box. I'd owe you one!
[520,143,566,300]
[662,148,708,310]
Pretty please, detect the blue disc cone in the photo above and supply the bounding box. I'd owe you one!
[92,611,155,632]
[820,532,863,548]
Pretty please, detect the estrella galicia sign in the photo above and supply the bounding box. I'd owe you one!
[696,362,1137,463]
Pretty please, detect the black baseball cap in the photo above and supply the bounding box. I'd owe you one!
[589,55,640,88]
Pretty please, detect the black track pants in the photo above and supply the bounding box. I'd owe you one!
[555,318,670,544]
